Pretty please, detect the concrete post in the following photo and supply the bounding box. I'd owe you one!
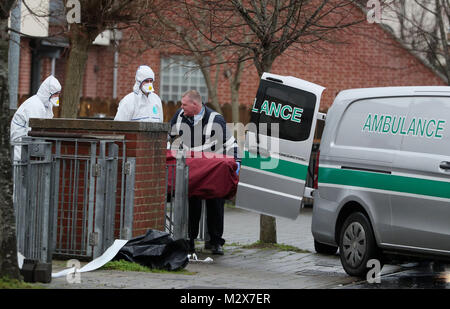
[173,149,189,240]
[9,0,21,111]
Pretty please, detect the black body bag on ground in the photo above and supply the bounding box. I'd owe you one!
[114,229,189,271]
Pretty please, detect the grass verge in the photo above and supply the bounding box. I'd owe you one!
[224,242,241,247]
[241,241,311,254]
[101,260,196,275]
[0,276,45,289]
[224,201,236,209]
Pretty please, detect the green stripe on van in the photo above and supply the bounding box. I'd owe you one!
[242,151,308,181]
[318,167,450,199]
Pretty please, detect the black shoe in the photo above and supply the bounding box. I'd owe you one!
[189,240,196,254]
[204,241,212,250]
[211,244,224,255]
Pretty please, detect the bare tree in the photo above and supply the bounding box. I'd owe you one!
[225,50,249,124]
[384,0,449,84]
[190,1,364,74]
[184,0,366,244]
[61,0,165,118]
[154,2,254,120]
[0,0,21,280]
[21,0,162,118]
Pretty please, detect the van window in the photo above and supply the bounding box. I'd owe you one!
[400,96,450,156]
[335,97,412,150]
[250,80,316,142]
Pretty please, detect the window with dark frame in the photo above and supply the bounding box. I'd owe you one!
[250,80,317,142]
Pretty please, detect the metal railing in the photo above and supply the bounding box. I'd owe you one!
[13,141,53,263]
[12,137,136,262]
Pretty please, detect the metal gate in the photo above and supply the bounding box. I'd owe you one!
[13,137,136,261]
[13,141,53,263]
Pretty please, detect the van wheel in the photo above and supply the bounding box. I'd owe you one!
[314,240,338,255]
[339,212,381,278]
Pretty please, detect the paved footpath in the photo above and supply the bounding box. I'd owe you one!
[46,207,402,289]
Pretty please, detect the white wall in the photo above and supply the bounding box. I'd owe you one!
[20,0,49,37]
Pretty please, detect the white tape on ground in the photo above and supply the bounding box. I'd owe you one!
[52,239,128,278]
[188,253,213,263]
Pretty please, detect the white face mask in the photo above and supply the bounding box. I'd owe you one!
[50,97,59,107]
[141,83,154,94]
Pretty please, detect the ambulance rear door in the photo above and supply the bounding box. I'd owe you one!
[235,73,325,219]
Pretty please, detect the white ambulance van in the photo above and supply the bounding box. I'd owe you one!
[236,72,450,277]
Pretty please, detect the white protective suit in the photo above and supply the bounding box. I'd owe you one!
[114,65,164,122]
[10,75,61,143]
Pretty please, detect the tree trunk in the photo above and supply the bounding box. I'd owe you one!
[260,215,277,244]
[259,215,277,243]
[230,84,239,123]
[199,62,222,114]
[207,85,222,114]
[257,58,277,244]
[230,60,244,124]
[254,54,275,79]
[60,24,94,118]
[0,17,21,280]
[198,54,223,114]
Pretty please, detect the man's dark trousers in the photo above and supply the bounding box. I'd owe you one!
[188,196,225,246]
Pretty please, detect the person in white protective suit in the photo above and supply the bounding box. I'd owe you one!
[114,65,163,122]
[10,75,61,159]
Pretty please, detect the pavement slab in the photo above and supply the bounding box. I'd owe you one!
[44,206,404,289]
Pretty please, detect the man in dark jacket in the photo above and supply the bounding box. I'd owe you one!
[169,90,240,255]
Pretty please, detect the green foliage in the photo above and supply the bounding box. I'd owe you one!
[101,260,195,275]
[224,242,241,247]
[224,201,236,209]
[0,276,44,289]
[242,241,311,254]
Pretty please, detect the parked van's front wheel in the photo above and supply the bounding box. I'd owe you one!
[339,212,381,278]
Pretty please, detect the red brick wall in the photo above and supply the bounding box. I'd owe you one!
[83,46,99,98]
[125,131,167,237]
[110,13,446,112]
[55,142,91,252]
[40,58,52,84]
[269,28,446,110]
[17,13,447,114]
[96,46,115,98]
[18,40,32,96]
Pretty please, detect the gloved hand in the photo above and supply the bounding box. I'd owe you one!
[236,161,241,175]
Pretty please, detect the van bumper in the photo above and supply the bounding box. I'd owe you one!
[311,190,339,246]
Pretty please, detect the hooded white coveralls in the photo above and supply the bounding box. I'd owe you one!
[114,66,163,122]
[10,75,61,144]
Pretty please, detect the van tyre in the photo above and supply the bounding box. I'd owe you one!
[339,212,382,278]
[314,240,338,255]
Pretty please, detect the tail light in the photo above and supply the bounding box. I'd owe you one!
[313,150,320,189]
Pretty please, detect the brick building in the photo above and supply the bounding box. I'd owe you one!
[16,6,447,122]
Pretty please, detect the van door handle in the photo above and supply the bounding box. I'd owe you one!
[439,161,450,170]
